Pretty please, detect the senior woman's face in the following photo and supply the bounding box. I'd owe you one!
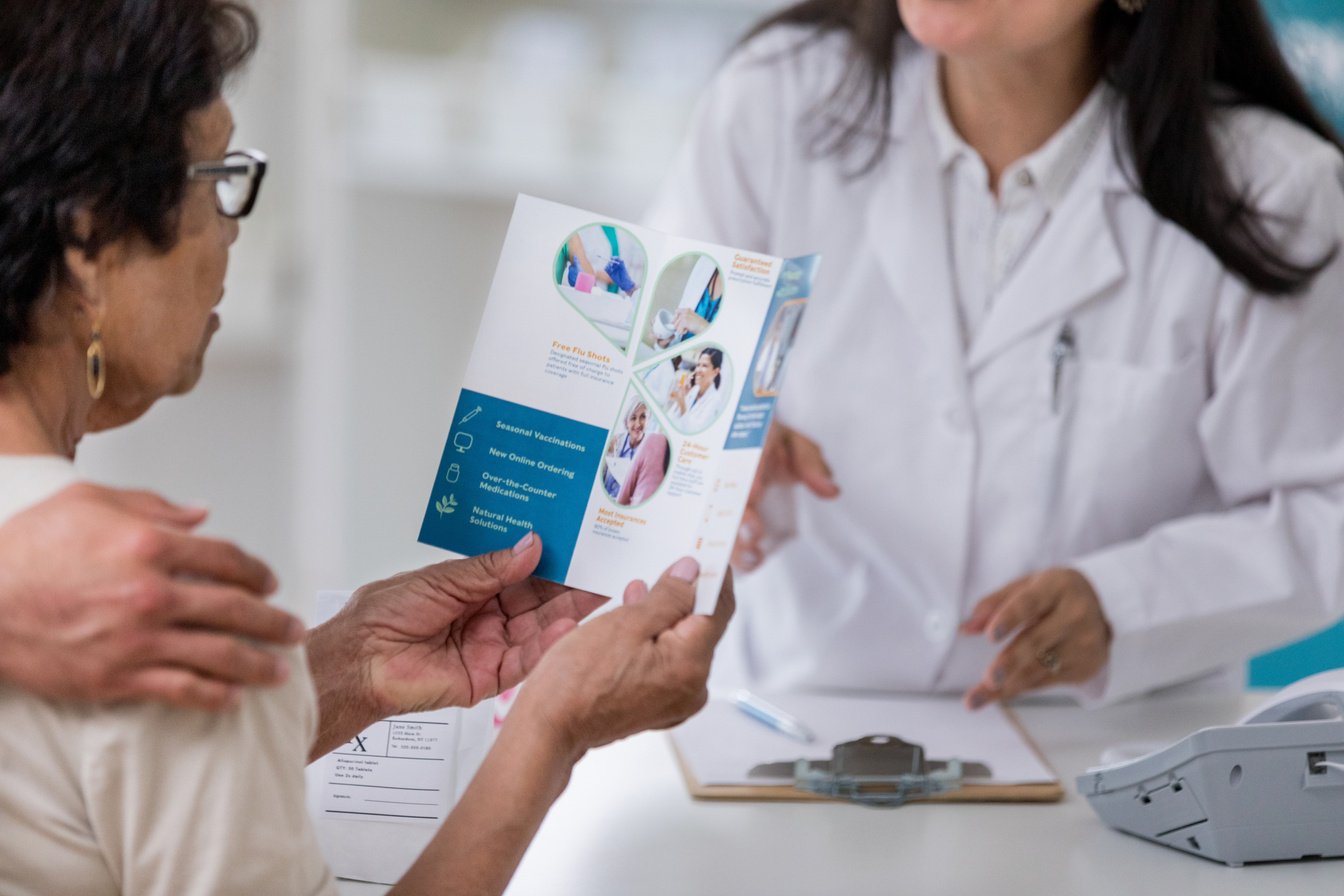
[626,404,648,444]
[896,0,1104,60]
[90,98,239,425]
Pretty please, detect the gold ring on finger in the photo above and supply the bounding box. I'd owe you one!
[1037,649,1062,676]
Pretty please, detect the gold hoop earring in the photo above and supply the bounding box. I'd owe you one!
[1117,0,1147,12]
[86,323,106,400]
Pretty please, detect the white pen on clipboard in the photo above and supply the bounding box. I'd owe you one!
[732,690,817,743]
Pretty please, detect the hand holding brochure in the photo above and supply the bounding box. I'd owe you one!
[419,195,818,612]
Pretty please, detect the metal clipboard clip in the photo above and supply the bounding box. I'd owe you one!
[789,735,976,807]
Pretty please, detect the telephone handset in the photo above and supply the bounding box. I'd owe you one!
[1239,668,1344,725]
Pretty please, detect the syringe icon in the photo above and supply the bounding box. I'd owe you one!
[459,406,483,425]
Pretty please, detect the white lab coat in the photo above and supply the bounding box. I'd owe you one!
[668,380,726,434]
[646,28,1344,704]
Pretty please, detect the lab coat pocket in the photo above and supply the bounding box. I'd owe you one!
[1050,354,1208,553]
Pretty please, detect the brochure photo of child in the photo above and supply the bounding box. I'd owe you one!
[635,252,724,363]
[600,392,671,507]
[554,223,648,352]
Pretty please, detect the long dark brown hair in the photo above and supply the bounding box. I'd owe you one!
[747,0,1341,296]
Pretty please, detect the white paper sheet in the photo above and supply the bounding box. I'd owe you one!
[671,693,1055,787]
[305,591,495,885]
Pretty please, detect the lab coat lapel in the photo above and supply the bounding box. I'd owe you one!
[966,134,1129,372]
[865,124,968,395]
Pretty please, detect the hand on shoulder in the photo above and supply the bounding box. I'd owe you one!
[0,483,301,711]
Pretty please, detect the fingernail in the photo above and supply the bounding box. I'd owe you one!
[993,668,1006,686]
[273,658,290,684]
[511,531,535,555]
[265,572,280,594]
[669,556,700,582]
[991,625,1007,642]
[223,686,243,711]
[287,618,306,643]
[968,693,986,710]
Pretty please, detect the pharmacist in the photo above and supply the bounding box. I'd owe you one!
[646,0,1344,706]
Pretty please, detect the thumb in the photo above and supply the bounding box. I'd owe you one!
[426,531,544,600]
[626,556,699,637]
[785,432,839,498]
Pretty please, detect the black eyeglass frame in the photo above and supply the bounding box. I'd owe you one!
[187,148,268,219]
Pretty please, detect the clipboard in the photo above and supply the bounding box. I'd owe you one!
[669,693,1064,804]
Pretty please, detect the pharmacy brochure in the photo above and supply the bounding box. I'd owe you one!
[418,195,818,612]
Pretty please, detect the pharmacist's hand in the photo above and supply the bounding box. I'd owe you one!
[669,380,690,414]
[733,423,839,571]
[604,257,638,294]
[0,483,298,712]
[673,308,710,337]
[960,567,1112,708]
[309,533,607,726]
[512,557,733,754]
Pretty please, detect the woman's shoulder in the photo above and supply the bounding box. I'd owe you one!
[0,456,80,525]
[1211,102,1344,207]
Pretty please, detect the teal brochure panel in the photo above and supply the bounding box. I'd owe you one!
[724,255,819,452]
[419,389,606,582]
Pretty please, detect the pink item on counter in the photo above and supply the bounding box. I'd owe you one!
[575,270,596,293]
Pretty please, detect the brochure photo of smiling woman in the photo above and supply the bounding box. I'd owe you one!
[654,344,732,436]
[600,390,673,509]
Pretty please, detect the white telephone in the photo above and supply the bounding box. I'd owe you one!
[1078,668,1344,867]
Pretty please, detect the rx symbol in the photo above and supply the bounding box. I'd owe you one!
[351,735,368,753]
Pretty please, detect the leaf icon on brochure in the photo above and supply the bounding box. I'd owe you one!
[436,494,458,517]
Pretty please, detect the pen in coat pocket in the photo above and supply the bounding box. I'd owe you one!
[732,690,817,743]
[1050,322,1076,414]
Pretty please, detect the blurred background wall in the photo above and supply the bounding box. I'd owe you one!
[74,0,1344,682]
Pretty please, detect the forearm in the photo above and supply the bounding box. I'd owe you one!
[1075,486,1344,703]
[305,616,382,762]
[391,708,583,896]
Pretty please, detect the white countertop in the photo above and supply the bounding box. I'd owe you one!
[338,691,1342,895]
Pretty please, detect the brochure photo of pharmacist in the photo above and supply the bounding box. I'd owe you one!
[601,394,671,507]
[636,252,725,362]
[658,345,732,435]
[553,223,648,352]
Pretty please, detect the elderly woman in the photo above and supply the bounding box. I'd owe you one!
[617,432,671,506]
[602,399,650,497]
[0,3,730,895]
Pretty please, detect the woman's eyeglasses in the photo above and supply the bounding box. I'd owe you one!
[187,148,268,218]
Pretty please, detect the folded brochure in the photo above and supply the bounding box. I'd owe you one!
[419,195,818,613]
